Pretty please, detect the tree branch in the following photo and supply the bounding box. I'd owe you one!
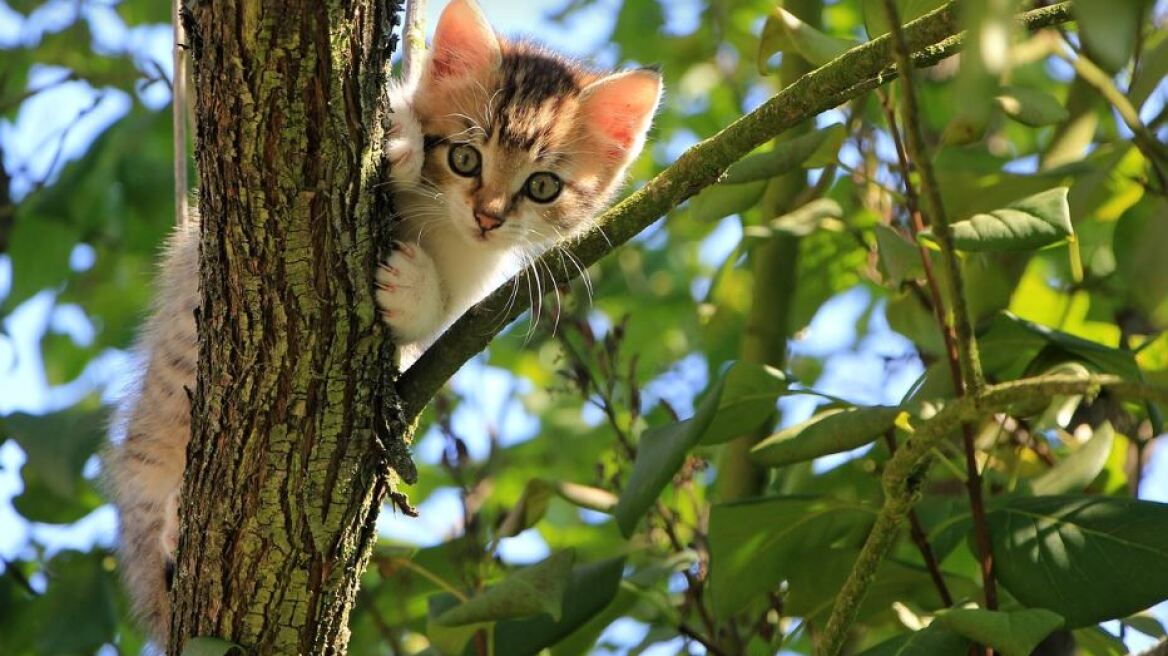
[397,1,1075,421]
[817,375,1168,656]
[401,0,426,87]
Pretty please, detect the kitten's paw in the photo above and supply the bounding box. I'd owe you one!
[160,491,180,559]
[376,242,444,344]
[387,100,424,187]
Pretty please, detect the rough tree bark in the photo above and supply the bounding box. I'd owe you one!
[169,2,416,654]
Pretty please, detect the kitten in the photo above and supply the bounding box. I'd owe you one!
[104,0,660,643]
[380,0,662,364]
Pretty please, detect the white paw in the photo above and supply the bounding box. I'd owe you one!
[376,242,444,344]
[387,98,424,187]
[160,491,180,559]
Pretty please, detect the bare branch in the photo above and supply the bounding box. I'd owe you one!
[401,0,427,87]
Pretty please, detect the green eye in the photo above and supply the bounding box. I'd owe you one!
[448,143,481,176]
[524,172,562,203]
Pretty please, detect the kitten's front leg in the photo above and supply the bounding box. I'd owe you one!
[376,241,445,344]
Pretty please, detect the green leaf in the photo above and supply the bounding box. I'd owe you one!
[433,550,576,627]
[936,608,1065,656]
[928,187,1072,252]
[1029,422,1115,495]
[854,622,970,656]
[767,198,844,238]
[1130,29,1168,106]
[1114,197,1168,329]
[688,180,766,223]
[34,550,119,654]
[497,479,555,539]
[182,637,246,656]
[721,125,846,185]
[493,557,625,655]
[1073,0,1150,73]
[978,312,1143,383]
[5,406,106,523]
[1123,613,1167,640]
[1073,626,1128,655]
[613,375,725,536]
[758,7,856,73]
[862,0,947,39]
[875,224,925,285]
[697,361,788,445]
[989,496,1168,627]
[708,496,871,618]
[116,0,174,24]
[995,86,1070,127]
[3,217,78,310]
[750,405,899,467]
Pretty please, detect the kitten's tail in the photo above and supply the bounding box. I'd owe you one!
[104,447,175,643]
[103,222,201,645]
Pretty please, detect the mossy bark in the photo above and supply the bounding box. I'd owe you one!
[168,2,415,654]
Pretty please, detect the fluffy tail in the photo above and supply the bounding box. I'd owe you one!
[104,223,201,644]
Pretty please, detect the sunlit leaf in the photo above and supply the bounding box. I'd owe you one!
[433,550,575,627]
[758,7,856,73]
[493,556,625,655]
[697,361,788,445]
[1074,0,1151,73]
[936,607,1064,656]
[925,188,1072,252]
[853,616,970,655]
[989,496,1168,627]
[708,495,871,618]
[875,224,925,285]
[688,180,766,223]
[750,405,899,467]
[1029,422,1115,495]
[721,125,846,185]
[995,86,1070,127]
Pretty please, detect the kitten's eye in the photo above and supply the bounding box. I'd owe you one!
[448,144,481,177]
[524,172,562,203]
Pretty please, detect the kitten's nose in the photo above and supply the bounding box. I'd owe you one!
[475,211,504,232]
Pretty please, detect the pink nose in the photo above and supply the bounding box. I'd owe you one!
[475,212,504,232]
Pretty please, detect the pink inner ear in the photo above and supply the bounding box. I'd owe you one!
[583,72,662,155]
[429,0,498,82]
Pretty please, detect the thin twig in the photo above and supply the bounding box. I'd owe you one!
[882,431,953,607]
[880,0,997,628]
[679,622,730,656]
[401,0,427,88]
[172,0,189,228]
[398,2,1075,420]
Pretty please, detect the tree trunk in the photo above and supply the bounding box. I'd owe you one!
[169,2,416,654]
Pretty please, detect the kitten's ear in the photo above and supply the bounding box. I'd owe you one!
[579,69,663,161]
[426,0,501,83]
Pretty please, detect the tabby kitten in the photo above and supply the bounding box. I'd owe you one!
[381,0,662,361]
[105,0,661,643]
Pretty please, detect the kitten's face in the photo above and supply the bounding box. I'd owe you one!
[409,0,661,252]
